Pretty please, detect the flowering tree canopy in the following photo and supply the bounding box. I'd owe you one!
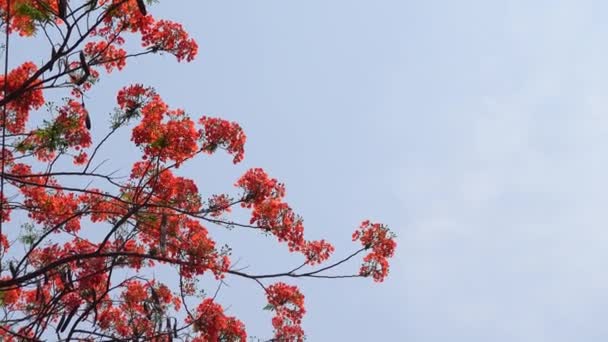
[0,1,397,341]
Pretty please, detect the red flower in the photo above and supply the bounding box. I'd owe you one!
[199,116,246,164]
[0,2,397,340]
[11,163,82,233]
[84,41,128,73]
[0,62,44,133]
[352,220,397,282]
[117,84,156,112]
[266,282,306,341]
[303,239,334,265]
[187,298,247,341]
[236,168,337,263]
[0,193,10,224]
[141,20,198,62]
[207,194,233,217]
[131,95,199,164]
[0,0,59,36]
[19,99,92,164]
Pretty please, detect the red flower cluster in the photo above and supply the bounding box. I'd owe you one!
[0,0,58,36]
[266,282,306,341]
[0,62,44,133]
[11,163,81,233]
[0,1,397,340]
[96,0,197,62]
[0,232,8,252]
[199,116,246,164]
[79,188,127,223]
[352,220,397,282]
[303,239,335,265]
[117,84,156,113]
[236,168,335,264]
[0,277,20,308]
[179,219,231,279]
[236,169,301,250]
[129,161,202,212]
[125,86,247,165]
[187,298,247,341]
[0,193,10,224]
[142,20,198,62]
[131,95,199,164]
[16,239,109,320]
[236,167,285,202]
[206,193,233,217]
[68,61,100,95]
[84,41,128,73]
[125,162,231,278]
[20,100,92,164]
[96,280,181,338]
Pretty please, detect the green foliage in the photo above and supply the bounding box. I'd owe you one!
[13,2,53,35]
[19,223,39,246]
[15,2,51,22]
[151,135,168,149]
[16,113,80,154]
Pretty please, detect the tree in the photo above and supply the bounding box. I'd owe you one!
[0,1,397,341]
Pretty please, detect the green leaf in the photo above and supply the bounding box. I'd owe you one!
[15,2,51,22]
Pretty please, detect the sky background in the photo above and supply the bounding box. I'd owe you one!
[14,0,608,341]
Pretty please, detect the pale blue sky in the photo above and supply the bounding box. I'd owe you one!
[105,1,608,340]
[15,0,608,340]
